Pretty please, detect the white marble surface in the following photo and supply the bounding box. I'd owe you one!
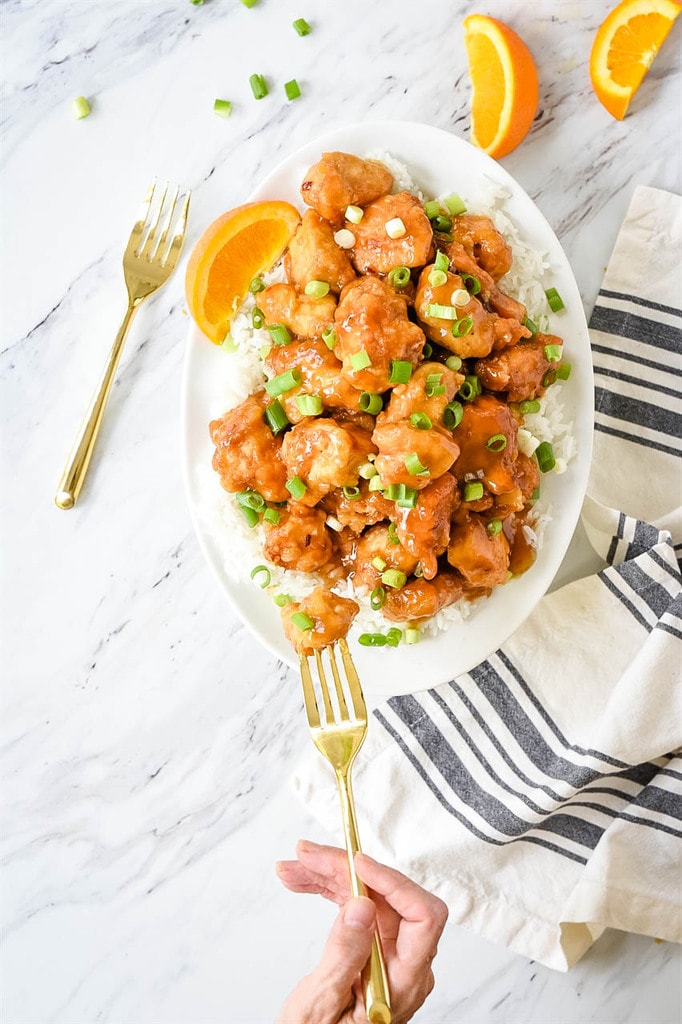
[2,1,681,1021]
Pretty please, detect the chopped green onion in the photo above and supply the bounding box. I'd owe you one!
[414,563,424,578]
[236,490,266,511]
[240,505,259,527]
[213,99,233,119]
[386,627,402,647]
[519,399,541,415]
[249,276,265,294]
[264,399,290,435]
[443,193,466,216]
[291,611,314,631]
[428,269,448,288]
[350,349,371,371]
[263,507,281,525]
[334,228,355,248]
[426,302,458,320]
[452,316,474,337]
[389,360,413,384]
[388,266,411,288]
[371,556,387,572]
[425,372,445,398]
[542,369,558,388]
[385,217,406,239]
[368,474,384,492]
[274,593,293,607]
[293,17,311,35]
[190,0,204,5]
[259,343,271,360]
[545,287,565,312]
[321,325,336,350]
[434,250,450,272]
[359,633,388,647]
[265,368,301,398]
[523,316,539,337]
[486,433,507,452]
[381,568,407,589]
[410,412,432,430]
[531,486,540,502]
[385,484,418,509]
[387,523,400,544]
[370,586,386,610]
[535,441,556,473]
[240,0,258,6]
[460,273,481,295]
[359,462,377,479]
[286,475,307,499]
[284,79,301,101]
[342,485,361,500]
[464,481,484,501]
[221,334,238,353]
[250,565,271,588]
[359,392,383,415]
[422,342,433,358]
[432,215,452,232]
[405,626,421,644]
[487,519,503,536]
[458,375,481,402]
[443,400,463,429]
[295,394,323,416]
[252,307,265,329]
[249,73,269,100]
[305,279,330,298]
[405,453,429,476]
[345,204,364,224]
[424,200,441,219]
[544,344,563,362]
[267,323,292,346]
[446,355,463,371]
[557,362,572,380]
[451,288,470,307]
[72,96,91,119]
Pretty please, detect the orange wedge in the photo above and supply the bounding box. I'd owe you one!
[590,0,681,120]
[463,14,539,160]
[186,201,301,344]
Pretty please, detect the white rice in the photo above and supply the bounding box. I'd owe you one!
[197,154,576,641]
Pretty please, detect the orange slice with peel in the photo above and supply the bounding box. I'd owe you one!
[463,14,539,160]
[185,201,301,344]
[590,0,681,120]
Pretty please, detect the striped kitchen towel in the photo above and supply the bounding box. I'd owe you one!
[294,185,682,970]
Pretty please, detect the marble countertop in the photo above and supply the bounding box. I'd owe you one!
[2,1,680,1021]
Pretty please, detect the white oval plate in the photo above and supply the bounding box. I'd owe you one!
[181,120,593,697]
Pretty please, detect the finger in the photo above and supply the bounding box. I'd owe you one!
[308,898,376,1013]
[275,861,342,903]
[355,852,448,963]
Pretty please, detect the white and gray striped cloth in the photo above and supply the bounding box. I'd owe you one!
[294,185,681,970]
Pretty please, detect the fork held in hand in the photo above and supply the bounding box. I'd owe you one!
[300,639,391,1024]
[55,181,190,510]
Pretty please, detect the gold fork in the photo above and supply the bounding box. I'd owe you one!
[300,638,391,1024]
[55,181,191,510]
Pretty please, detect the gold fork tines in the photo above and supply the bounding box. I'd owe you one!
[300,639,391,1024]
[55,181,190,510]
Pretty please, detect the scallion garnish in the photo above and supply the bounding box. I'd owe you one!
[321,325,336,350]
[434,250,450,272]
[249,276,265,294]
[291,611,314,631]
[249,73,269,100]
[370,586,386,610]
[544,344,562,362]
[458,375,481,402]
[425,372,445,397]
[545,287,565,312]
[443,400,463,430]
[424,200,441,219]
[264,399,290,435]
[72,96,91,119]
[221,334,238,353]
[284,79,301,101]
[252,306,265,329]
[368,474,384,492]
[389,360,413,384]
[385,217,406,239]
[386,627,402,647]
[295,394,322,416]
[359,462,378,479]
[426,302,458,320]
[359,392,383,415]
[486,433,507,452]
[388,266,411,288]
[428,269,448,288]
[293,17,311,35]
[405,453,429,476]
[265,368,301,398]
[333,228,355,249]
[451,288,470,307]
[405,626,420,644]
[410,412,432,430]
[432,214,452,233]
[523,316,539,337]
[387,523,400,544]
[350,349,371,371]
[345,204,363,224]
[519,399,541,415]
[460,272,481,295]
[240,0,258,7]
[535,441,556,473]
[443,194,466,216]
[423,342,433,358]
[267,323,292,346]
[371,556,387,572]
[274,593,293,606]
[342,485,361,501]
[359,633,388,647]
[236,490,266,512]
[240,505,259,528]
[250,564,271,588]
[446,355,462,371]
[487,519,502,536]
[286,475,307,499]
[542,369,558,388]
[381,568,407,589]
[464,481,484,501]
[263,507,281,525]
[305,280,330,298]
[452,316,474,337]
[213,99,232,119]
[557,362,572,380]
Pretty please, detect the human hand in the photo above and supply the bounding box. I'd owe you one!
[275,839,448,1024]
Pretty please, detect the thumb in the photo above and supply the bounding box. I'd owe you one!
[314,896,376,994]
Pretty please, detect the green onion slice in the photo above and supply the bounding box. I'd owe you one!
[443,400,463,430]
[432,214,452,232]
[295,394,323,416]
[487,519,503,536]
[305,279,330,298]
[388,266,411,288]
[213,99,232,119]
[368,474,384,492]
[452,316,473,337]
[267,323,292,346]
[523,316,539,337]
[405,453,429,476]
[557,362,572,380]
[252,306,265,329]
[446,355,463,371]
[535,441,556,473]
[249,73,269,100]
[443,193,466,216]
[273,593,293,606]
[236,490,266,511]
[485,433,507,452]
[286,475,307,499]
[542,369,558,388]
[434,250,450,272]
[291,611,314,631]
[428,269,448,288]
[293,17,311,35]
[264,399,290,435]
[265,368,301,398]
[359,462,377,479]
[350,349,372,371]
[371,556,387,572]
[410,412,432,430]
[426,302,458,320]
[345,204,363,224]
[370,586,386,610]
[263,507,281,525]
[72,96,91,119]
[387,522,400,544]
[381,568,407,589]
[460,272,481,295]
[342,485,361,500]
[359,392,383,415]
[422,342,433,358]
[458,375,481,402]
[386,627,402,647]
[240,505,259,527]
[240,0,258,6]
[544,344,563,362]
[359,633,388,647]
[424,199,441,219]
[545,287,565,312]
[284,79,301,101]
[405,626,420,645]
[250,565,271,588]
[221,334,238,353]
[464,481,484,502]
[389,360,413,384]
[531,486,540,502]
[519,399,541,415]
[249,276,265,294]
[321,325,336,350]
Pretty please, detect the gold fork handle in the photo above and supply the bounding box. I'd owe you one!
[336,771,391,1024]
[55,299,140,509]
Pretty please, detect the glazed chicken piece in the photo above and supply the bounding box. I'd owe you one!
[415,267,529,359]
[335,275,425,392]
[300,152,394,225]
[260,283,337,339]
[373,420,460,490]
[382,570,464,622]
[262,505,333,573]
[264,337,363,423]
[447,511,510,589]
[350,192,434,275]
[377,362,464,432]
[443,241,527,323]
[350,523,420,591]
[281,587,359,653]
[281,418,375,506]
[392,473,458,580]
[285,210,356,294]
[322,481,394,534]
[210,392,289,502]
[451,394,520,496]
[475,335,563,402]
[449,214,513,280]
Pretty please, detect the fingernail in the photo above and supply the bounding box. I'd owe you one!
[344,897,375,931]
